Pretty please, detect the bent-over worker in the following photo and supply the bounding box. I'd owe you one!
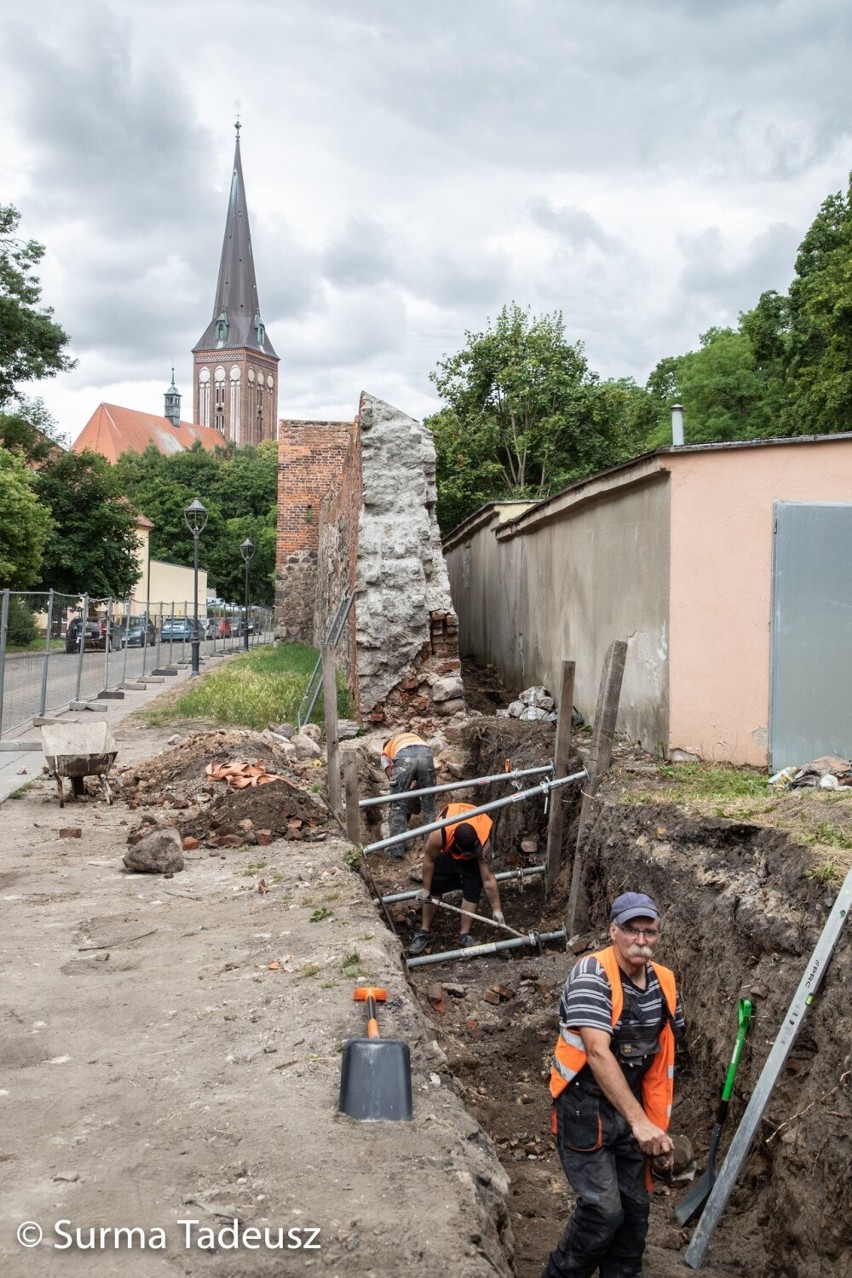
[380,732,437,858]
[542,891,685,1278]
[408,801,505,956]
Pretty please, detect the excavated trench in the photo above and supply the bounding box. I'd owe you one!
[380,718,851,1278]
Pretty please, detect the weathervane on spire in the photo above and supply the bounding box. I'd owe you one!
[235,100,242,137]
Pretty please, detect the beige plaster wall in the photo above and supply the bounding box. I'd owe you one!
[667,440,852,766]
[446,473,671,752]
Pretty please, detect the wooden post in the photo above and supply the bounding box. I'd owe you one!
[565,639,627,934]
[544,659,576,898]
[322,643,342,822]
[342,751,361,845]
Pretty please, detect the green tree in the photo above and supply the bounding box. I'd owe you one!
[0,397,67,464]
[428,304,629,530]
[782,175,852,433]
[0,447,53,588]
[112,440,278,602]
[0,204,74,408]
[34,450,141,597]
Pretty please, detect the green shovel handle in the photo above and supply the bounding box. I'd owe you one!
[720,998,753,1104]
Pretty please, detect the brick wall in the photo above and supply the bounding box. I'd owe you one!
[275,419,353,640]
[315,419,362,711]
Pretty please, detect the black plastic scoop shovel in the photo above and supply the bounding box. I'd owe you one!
[676,998,753,1226]
[338,987,413,1122]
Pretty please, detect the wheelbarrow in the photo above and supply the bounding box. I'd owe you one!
[40,721,118,808]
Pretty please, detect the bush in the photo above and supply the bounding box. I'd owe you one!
[5,596,37,647]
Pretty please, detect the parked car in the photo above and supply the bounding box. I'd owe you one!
[160,616,194,642]
[123,616,157,648]
[64,616,121,653]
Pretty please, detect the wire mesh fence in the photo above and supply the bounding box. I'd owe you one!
[0,590,274,740]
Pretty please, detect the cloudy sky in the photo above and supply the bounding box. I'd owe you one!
[2,0,850,445]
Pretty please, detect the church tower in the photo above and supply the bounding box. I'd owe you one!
[192,124,279,445]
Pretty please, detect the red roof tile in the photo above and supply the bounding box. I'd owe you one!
[72,404,228,463]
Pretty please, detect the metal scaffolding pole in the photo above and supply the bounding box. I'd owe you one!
[362,768,588,857]
[358,763,554,809]
[406,927,569,969]
[376,864,546,905]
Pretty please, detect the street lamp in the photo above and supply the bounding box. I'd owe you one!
[184,498,208,676]
[240,538,255,652]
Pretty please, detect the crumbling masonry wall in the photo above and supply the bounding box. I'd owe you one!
[280,393,464,725]
[352,392,463,725]
[275,419,354,640]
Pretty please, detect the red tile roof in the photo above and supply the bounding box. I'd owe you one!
[72,404,227,463]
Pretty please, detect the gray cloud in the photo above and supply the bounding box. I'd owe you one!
[1,0,849,433]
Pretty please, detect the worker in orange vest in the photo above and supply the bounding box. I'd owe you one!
[409,802,506,955]
[380,731,437,858]
[542,892,685,1278]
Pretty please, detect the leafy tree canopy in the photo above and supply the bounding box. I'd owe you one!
[0,447,54,589]
[0,204,75,409]
[112,440,278,606]
[34,450,141,598]
[0,396,67,465]
[428,303,639,531]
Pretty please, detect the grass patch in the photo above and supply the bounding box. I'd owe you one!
[300,963,322,978]
[138,641,352,731]
[655,763,768,802]
[309,907,333,923]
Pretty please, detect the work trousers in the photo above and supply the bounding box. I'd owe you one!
[388,746,436,853]
[543,1082,650,1278]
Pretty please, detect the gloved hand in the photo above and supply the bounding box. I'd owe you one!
[414,888,431,904]
[494,910,506,926]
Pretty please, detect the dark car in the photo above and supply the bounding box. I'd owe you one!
[123,616,157,647]
[65,616,121,653]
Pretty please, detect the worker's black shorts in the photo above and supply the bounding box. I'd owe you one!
[430,852,483,904]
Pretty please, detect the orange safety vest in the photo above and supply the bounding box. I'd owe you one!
[383,732,427,762]
[549,945,677,1133]
[440,802,493,859]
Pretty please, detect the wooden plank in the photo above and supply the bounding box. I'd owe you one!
[565,639,627,933]
[544,659,576,897]
[321,643,342,822]
[342,750,361,844]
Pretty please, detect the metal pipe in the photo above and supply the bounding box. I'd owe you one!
[377,864,546,905]
[363,768,588,856]
[671,403,684,446]
[406,927,568,969]
[358,763,554,809]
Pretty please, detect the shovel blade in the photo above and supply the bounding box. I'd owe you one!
[338,1037,413,1122]
[675,1165,716,1227]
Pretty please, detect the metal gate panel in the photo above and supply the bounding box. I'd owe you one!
[770,502,852,771]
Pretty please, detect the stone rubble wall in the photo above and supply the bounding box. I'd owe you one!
[314,422,362,707]
[354,393,465,723]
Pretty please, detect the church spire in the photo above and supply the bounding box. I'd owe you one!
[193,125,277,359]
[192,124,279,445]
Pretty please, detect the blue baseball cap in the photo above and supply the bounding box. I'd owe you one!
[610,892,660,925]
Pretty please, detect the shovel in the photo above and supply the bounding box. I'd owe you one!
[423,893,526,938]
[338,987,413,1122]
[675,998,753,1227]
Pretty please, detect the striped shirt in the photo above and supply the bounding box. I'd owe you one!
[559,955,685,1091]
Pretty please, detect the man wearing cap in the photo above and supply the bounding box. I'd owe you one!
[542,891,685,1278]
[408,801,506,955]
[380,731,437,859]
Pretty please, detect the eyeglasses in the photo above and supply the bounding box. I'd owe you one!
[617,924,660,940]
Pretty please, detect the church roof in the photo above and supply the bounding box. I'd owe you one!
[72,403,226,463]
[193,131,278,361]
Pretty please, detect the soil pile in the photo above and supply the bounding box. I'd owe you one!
[117,727,331,846]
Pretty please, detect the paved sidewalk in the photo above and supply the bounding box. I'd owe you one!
[0,653,226,804]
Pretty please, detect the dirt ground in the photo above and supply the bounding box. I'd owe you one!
[1,660,850,1278]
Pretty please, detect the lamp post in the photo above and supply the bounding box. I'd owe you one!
[184,498,208,676]
[240,538,255,652]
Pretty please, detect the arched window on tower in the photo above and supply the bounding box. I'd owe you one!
[214,366,226,433]
[229,366,241,444]
[216,312,229,346]
[198,367,211,428]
